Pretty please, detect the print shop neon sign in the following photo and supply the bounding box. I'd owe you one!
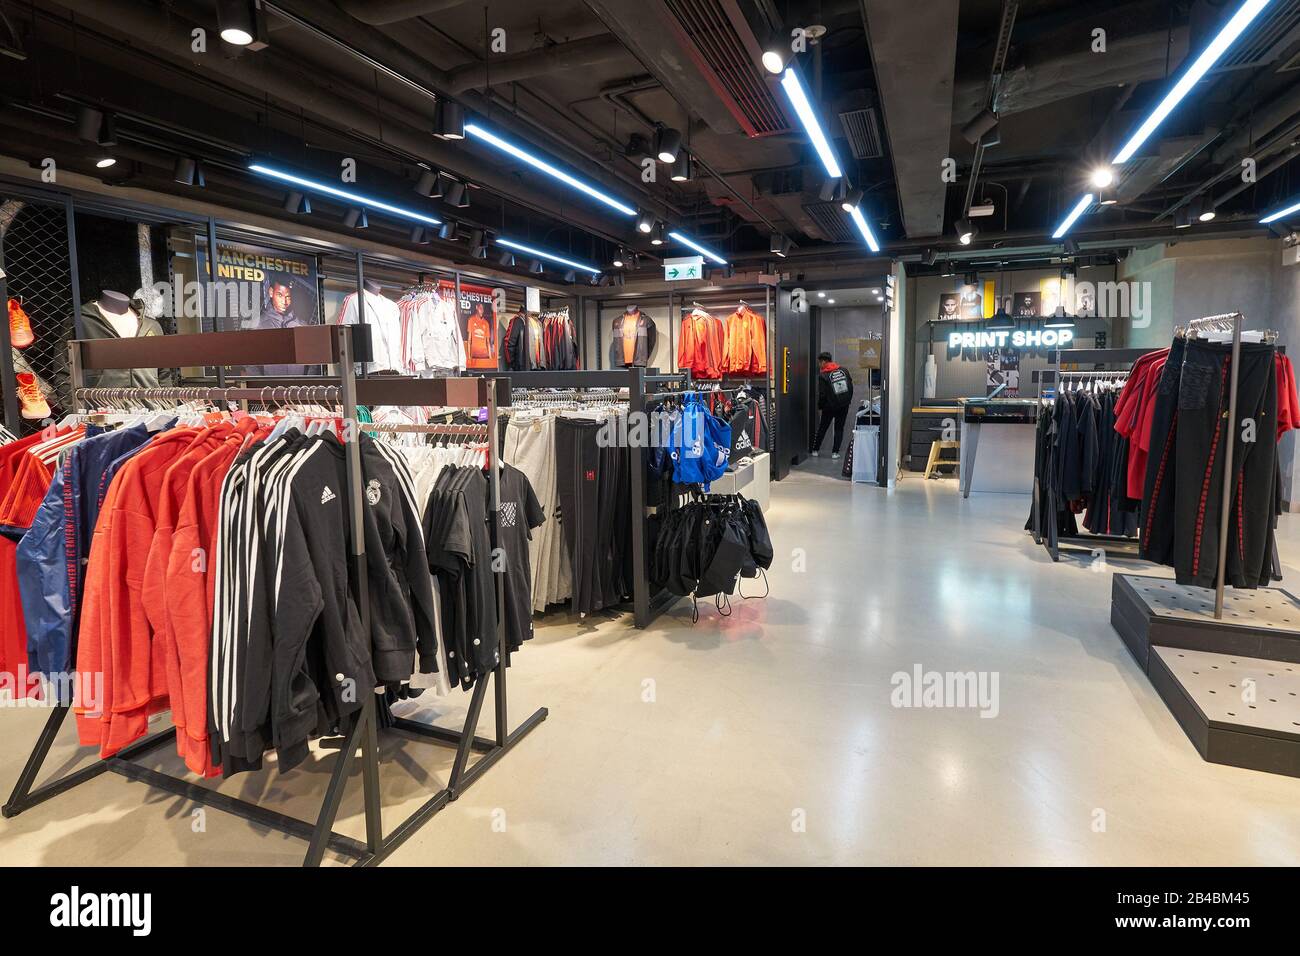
[946,328,1074,350]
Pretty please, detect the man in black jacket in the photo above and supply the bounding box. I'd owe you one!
[813,351,853,459]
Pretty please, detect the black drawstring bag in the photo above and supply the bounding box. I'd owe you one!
[741,496,773,570]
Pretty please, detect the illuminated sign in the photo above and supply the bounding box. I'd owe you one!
[947,329,1074,349]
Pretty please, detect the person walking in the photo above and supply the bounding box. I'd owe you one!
[812,351,854,459]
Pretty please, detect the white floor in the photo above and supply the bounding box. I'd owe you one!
[3,461,1300,865]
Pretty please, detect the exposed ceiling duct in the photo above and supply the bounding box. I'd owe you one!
[860,0,960,238]
[445,34,629,94]
[1205,0,1300,73]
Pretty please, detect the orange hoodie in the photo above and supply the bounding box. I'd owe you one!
[677,312,725,379]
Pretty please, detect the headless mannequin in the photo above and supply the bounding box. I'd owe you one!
[96,289,138,338]
[363,279,383,296]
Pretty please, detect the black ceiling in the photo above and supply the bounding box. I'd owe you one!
[0,0,1296,280]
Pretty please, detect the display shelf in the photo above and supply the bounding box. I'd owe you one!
[1111,573,1300,777]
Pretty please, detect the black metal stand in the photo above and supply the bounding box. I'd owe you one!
[2,326,548,866]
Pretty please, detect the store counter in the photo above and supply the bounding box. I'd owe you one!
[957,398,1037,498]
[712,452,770,510]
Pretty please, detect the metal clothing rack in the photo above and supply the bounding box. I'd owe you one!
[496,367,687,627]
[1031,346,1159,563]
[2,325,547,867]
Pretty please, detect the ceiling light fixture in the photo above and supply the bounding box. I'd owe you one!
[636,209,655,234]
[849,206,882,253]
[961,108,999,145]
[669,230,728,265]
[653,127,682,164]
[1260,196,1300,224]
[215,0,260,46]
[95,157,117,169]
[1050,193,1094,239]
[564,269,577,283]
[410,226,430,244]
[75,106,116,146]
[762,48,787,74]
[343,207,368,229]
[1063,238,1081,255]
[769,233,792,257]
[612,247,626,268]
[250,163,440,225]
[464,122,637,217]
[499,250,516,267]
[817,291,825,298]
[1090,166,1115,188]
[1174,207,1192,229]
[1191,196,1217,222]
[438,220,459,241]
[827,298,836,304]
[841,186,864,213]
[172,157,204,187]
[651,222,667,246]
[529,259,545,275]
[442,180,469,208]
[433,100,465,140]
[414,169,444,198]
[670,153,694,182]
[283,190,310,214]
[1112,0,1275,165]
[778,67,843,178]
[956,217,975,245]
[495,238,601,275]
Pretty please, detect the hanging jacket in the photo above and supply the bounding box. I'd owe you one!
[722,305,768,375]
[677,311,725,379]
[609,308,657,368]
[505,312,547,370]
[405,294,464,372]
[336,291,405,373]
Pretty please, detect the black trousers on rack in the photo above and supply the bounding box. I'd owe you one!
[1171,339,1277,589]
[1140,336,1184,565]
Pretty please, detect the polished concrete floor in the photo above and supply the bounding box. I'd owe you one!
[3,460,1300,866]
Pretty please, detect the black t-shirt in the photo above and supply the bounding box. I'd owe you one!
[497,463,546,653]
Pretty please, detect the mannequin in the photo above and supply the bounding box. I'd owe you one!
[363,279,383,295]
[95,289,139,338]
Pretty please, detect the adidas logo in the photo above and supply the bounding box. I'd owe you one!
[320,486,336,504]
[734,432,753,450]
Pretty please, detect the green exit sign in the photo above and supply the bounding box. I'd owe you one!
[663,255,704,281]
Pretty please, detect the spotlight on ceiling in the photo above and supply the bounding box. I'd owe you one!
[827,298,836,305]
[343,207,368,229]
[636,209,655,234]
[1090,166,1115,188]
[564,269,577,283]
[410,226,430,244]
[468,228,487,258]
[819,177,848,204]
[443,180,469,208]
[1191,196,1217,222]
[172,156,204,187]
[612,247,626,268]
[433,100,466,140]
[922,247,937,266]
[653,127,682,164]
[817,291,825,298]
[95,157,117,169]
[762,48,787,74]
[670,153,694,182]
[1174,207,1192,229]
[414,169,444,198]
[769,233,792,257]
[1063,238,1081,255]
[283,190,310,214]
[956,217,975,245]
[438,220,459,241]
[841,187,864,213]
[961,108,998,145]
[529,259,545,275]
[1098,185,1118,206]
[216,0,266,48]
[75,107,116,146]
[499,250,516,267]
[650,222,667,246]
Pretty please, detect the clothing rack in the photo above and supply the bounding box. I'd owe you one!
[1032,346,1158,563]
[496,367,685,627]
[3,325,547,867]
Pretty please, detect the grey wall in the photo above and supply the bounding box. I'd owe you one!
[817,303,884,374]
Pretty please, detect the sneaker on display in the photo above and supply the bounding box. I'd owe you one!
[8,298,34,350]
[17,372,50,420]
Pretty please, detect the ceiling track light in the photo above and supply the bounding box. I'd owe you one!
[1112,0,1275,166]
[1063,238,1081,255]
[414,169,444,198]
[841,187,864,213]
[283,190,311,215]
[464,122,638,217]
[762,46,788,75]
[343,207,368,229]
[636,209,655,234]
[410,226,430,244]
[819,177,848,204]
[564,269,577,283]
[94,157,117,169]
[650,222,667,246]
[769,233,792,257]
[433,100,465,140]
[75,106,116,147]
[442,180,469,208]
[670,153,694,182]
[653,127,682,164]
[438,220,459,241]
[216,0,267,49]
[1174,207,1192,229]
[1190,196,1217,222]
[529,259,545,275]
[172,156,204,187]
[499,250,516,267]
[612,247,626,268]
[961,108,999,146]
[956,217,975,245]
[1090,165,1115,189]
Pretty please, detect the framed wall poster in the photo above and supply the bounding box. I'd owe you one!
[1014,291,1041,317]
[938,293,960,321]
[986,348,1020,396]
[960,288,982,319]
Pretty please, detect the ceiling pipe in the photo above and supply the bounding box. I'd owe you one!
[45,0,664,245]
[446,35,628,94]
[334,0,471,25]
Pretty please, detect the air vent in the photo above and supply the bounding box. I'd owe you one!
[1211,3,1300,72]
[802,201,855,243]
[839,107,883,159]
[662,0,791,136]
